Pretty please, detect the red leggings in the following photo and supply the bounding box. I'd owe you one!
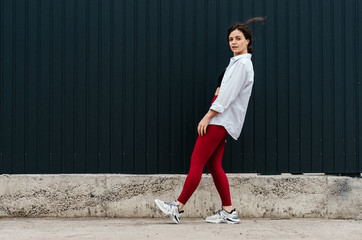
[177,96,232,206]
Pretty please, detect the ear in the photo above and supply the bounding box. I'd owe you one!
[246,39,250,45]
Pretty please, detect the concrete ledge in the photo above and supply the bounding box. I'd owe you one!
[0,174,361,219]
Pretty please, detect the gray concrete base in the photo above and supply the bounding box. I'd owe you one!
[0,174,361,219]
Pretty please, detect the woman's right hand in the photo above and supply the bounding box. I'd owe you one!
[197,110,219,136]
[197,115,210,136]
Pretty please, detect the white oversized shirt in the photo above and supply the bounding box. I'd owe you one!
[209,53,254,140]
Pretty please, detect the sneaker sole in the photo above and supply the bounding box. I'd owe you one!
[206,218,240,224]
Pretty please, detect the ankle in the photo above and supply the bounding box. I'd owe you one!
[223,206,234,213]
[178,202,184,212]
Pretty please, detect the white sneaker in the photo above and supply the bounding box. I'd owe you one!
[154,199,184,224]
[206,208,240,224]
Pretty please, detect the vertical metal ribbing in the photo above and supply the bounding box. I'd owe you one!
[157,0,161,172]
[180,0,184,173]
[110,0,114,172]
[358,0,362,172]
[227,0,231,25]
[133,0,137,173]
[0,0,2,169]
[60,0,64,171]
[297,0,301,171]
[263,0,266,173]
[73,0,77,171]
[251,0,256,172]
[286,0,290,171]
[342,0,346,170]
[121,0,125,172]
[0,0,4,171]
[192,0,197,153]
[145,0,149,173]
[319,0,325,169]
[274,0,278,172]
[85,0,89,172]
[351,0,359,171]
[36,0,40,172]
[331,0,335,171]
[308,0,312,171]
[49,0,54,172]
[12,0,16,172]
[216,0,220,74]
[356,0,361,171]
[1,0,361,175]
[168,0,172,172]
[203,0,207,106]
[97,0,101,172]
[24,0,28,171]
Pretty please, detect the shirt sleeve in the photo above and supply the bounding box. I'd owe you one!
[210,60,250,113]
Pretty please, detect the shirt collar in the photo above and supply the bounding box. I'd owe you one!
[230,53,252,62]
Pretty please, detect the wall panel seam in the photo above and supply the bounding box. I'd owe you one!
[308,0,312,170]
[74,0,78,172]
[320,0,324,170]
[343,0,346,168]
[133,0,137,172]
[110,0,114,172]
[85,0,90,172]
[356,0,360,170]
[156,0,161,172]
[61,0,65,171]
[121,0,125,172]
[146,0,150,173]
[263,0,266,173]
[98,0,102,171]
[168,0,173,172]
[49,0,54,172]
[286,0,290,171]
[331,0,335,171]
[180,0,184,172]
[0,0,4,171]
[12,0,16,172]
[275,0,279,172]
[24,0,28,172]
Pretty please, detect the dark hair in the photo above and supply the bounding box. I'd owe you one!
[227,17,267,54]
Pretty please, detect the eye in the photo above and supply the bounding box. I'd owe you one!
[228,38,233,42]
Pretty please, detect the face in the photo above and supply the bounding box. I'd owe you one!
[228,29,250,56]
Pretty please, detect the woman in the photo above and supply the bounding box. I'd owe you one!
[155,17,266,224]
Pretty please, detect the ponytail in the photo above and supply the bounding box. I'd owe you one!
[244,17,267,25]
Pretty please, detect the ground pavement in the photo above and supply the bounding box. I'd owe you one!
[0,217,361,240]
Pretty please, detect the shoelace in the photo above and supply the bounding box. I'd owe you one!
[165,201,184,214]
[216,209,224,217]
[165,201,177,207]
[217,208,233,218]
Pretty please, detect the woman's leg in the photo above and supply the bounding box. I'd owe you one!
[177,125,228,206]
[206,139,232,207]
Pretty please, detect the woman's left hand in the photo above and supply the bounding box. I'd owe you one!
[198,115,210,136]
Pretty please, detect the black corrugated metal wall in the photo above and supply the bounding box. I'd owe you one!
[0,0,361,174]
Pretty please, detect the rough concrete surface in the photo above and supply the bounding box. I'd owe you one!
[0,174,361,219]
[0,218,361,240]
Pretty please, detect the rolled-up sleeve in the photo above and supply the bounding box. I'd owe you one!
[210,61,249,113]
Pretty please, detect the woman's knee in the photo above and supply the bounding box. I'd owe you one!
[206,162,222,173]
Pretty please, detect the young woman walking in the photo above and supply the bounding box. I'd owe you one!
[155,17,266,224]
